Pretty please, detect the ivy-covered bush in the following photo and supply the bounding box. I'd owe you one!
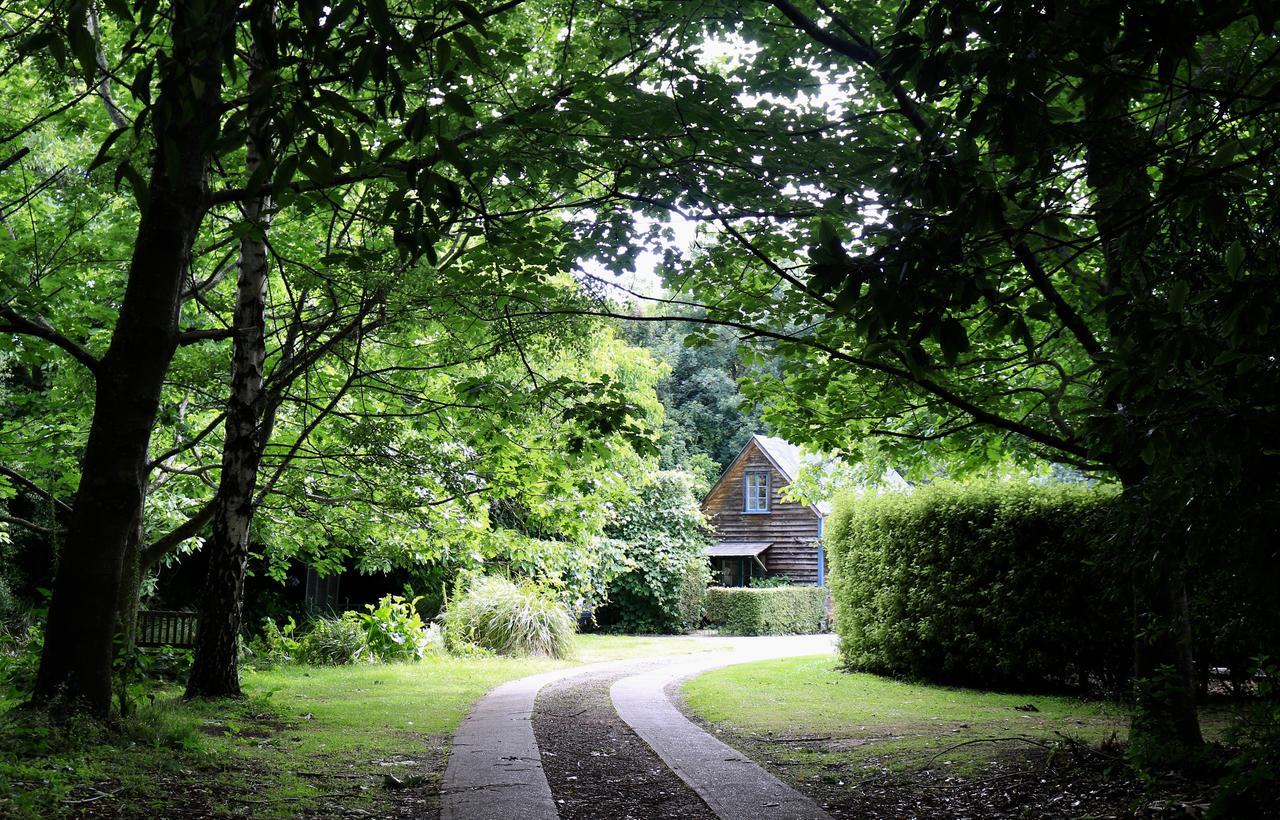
[826,480,1129,691]
[598,471,711,634]
[440,576,575,658]
[704,586,827,635]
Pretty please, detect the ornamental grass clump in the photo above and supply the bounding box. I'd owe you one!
[296,613,371,666]
[441,576,575,659]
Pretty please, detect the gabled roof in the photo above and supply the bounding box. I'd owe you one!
[704,434,829,518]
[752,435,803,483]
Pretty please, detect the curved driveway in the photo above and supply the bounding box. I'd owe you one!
[440,635,835,820]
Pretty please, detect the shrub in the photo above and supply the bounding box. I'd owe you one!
[704,586,827,635]
[826,480,1129,691]
[440,576,575,658]
[0,618,42,699]
[296,613,370,665]
[1213,660,1280,816]
[749,575,792,589]
[674,558,709,632]
[246,616,300,668]
[598,471,711,634]
[358,593,435,662]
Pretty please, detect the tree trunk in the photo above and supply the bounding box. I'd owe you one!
[186,3,276,699]
[113,513,144,717]
[32,2,234,716]
[114,513,145,660]
[1082,62,1203,766]
[1129,536,1204,767]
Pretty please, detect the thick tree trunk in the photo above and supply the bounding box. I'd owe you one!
[186,4,276,699]
[113,514,144,717]
[32,2,233,716]
[114,514,145,660]
[1130,553,1204,760]
[1082,63,1203,766]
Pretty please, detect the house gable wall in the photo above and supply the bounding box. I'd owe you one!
[701,440,822,585]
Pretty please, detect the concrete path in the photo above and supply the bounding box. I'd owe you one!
[440,658,636,820]
[611,636,835,820]
[439,635,835,820]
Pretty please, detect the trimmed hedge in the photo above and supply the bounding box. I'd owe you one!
[704,586,827,636]
[827,480,1129,691]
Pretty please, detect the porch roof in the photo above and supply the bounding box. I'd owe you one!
[706,541,772,557]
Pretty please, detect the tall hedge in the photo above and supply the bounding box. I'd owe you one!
[704,586,827,636]
[827,481,1130,691]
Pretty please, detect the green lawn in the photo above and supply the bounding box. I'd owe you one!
[685,655,1123,778]
[681,655,1228,776]
[1,633,722,819]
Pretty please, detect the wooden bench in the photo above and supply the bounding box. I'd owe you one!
[136,610,199,649]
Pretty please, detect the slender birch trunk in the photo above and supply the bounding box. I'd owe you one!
[185,1,277,699]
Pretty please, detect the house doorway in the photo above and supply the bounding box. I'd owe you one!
[713,556,754,588]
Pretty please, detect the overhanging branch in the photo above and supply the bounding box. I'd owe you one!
[0,305,100,373]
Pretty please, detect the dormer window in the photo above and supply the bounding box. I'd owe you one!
[744,471,769,512]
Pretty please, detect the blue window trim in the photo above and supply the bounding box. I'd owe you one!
[743,470,770,513]
[817,516,825,586]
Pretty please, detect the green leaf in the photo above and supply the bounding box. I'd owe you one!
[936,319,969,365]
[1167,280,1190,314]
[101,0,133,21]
[442,91,476,119]
[87,126,128,173]
[1225,240,1244,277]
[66,20,98,85]
[437,137,471,176]
[454,0,488,35]
[113,160,148,213]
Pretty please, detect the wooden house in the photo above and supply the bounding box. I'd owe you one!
[700,435,830,587]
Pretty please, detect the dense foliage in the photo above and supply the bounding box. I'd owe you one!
[440,576,575,658]
[247,594,440,667]
[296,615,371,667]
[597,471,710,634]
[1,0,1274,775]
[827,481,1129,691]
[572,0,1280,760]
[704,586,826,636]
[621,319,773,479]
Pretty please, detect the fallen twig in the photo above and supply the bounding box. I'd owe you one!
[925,736,1051,764]
[62,786,124,805]
[228,790,359,803]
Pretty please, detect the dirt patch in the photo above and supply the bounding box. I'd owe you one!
[534,667,717,820]
[696,727,1262,820]
[55,732,450,819]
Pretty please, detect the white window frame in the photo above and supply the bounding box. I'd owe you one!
[744,470,770,513]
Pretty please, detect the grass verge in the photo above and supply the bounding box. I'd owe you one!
[680,656,1235,818]
[2,633,719,819]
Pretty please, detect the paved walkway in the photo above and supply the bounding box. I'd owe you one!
[439,635,835,820]
[611,638,835,820]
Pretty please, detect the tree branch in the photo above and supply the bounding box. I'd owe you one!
[178,328,239,345]
[1,514,52,535]
[140,498,218,569]
[507,305,1095,462]
[0,305,99,373]
[0,463,72,517]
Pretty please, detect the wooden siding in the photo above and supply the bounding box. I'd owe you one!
[701,441,823,585]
